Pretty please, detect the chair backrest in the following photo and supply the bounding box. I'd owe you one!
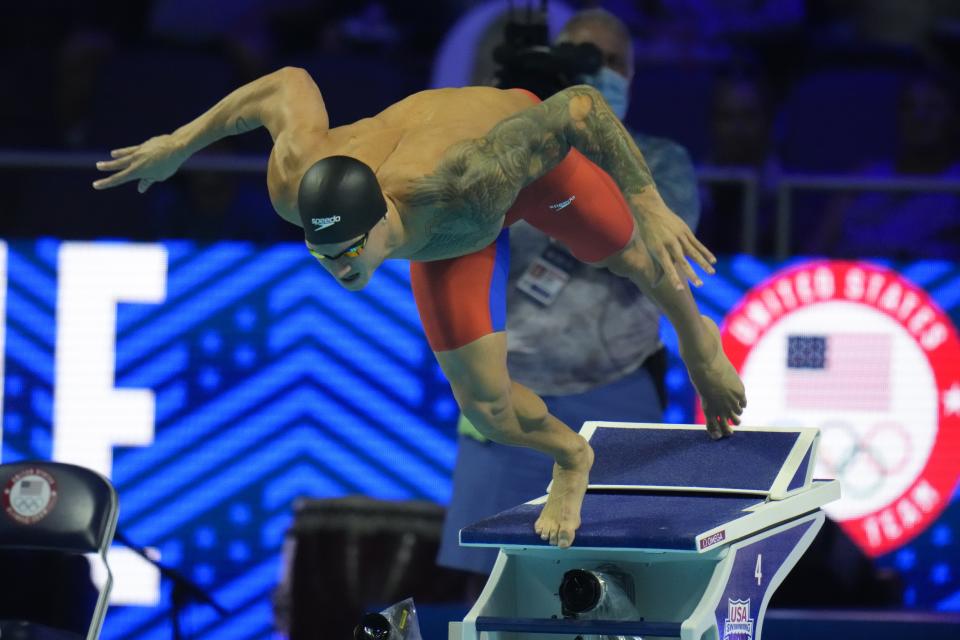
[0,461,117,555]
[0,461,119,640]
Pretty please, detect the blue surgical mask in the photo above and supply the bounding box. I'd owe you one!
[579,66,630,120]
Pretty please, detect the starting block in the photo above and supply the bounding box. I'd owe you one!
[450,423,840,640]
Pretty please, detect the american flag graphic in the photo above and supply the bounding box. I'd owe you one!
[785,334,892,412]
[18,479,42,496]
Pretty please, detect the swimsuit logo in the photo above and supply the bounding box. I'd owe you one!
[722,599,754,640]
[548,195,576,212]
[311,216,341,231]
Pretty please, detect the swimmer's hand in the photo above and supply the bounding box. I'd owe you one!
[634,201,716,290]
[92,134,188,193]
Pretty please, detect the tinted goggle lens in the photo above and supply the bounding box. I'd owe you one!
[308,233,368,260]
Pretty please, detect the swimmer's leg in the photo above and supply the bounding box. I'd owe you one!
[434,332,593,548]
[598,232,746,437]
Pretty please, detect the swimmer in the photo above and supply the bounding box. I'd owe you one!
[93,68,746,548]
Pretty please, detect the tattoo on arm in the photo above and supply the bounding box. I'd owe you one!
[405,86,658,257]
[417,86,654,211]
[536,85,655,200]
[406,102,576,230]
[477,87,653,188]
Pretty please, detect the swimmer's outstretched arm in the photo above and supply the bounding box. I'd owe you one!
[93,67,327,192]
[472,84,714,290]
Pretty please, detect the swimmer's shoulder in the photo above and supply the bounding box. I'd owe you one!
[374,86,535,128]
[265,130,323,227]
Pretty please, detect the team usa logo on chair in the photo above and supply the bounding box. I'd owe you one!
[3,468,59,525]
[723,598,754,640]
[719,260,960,556]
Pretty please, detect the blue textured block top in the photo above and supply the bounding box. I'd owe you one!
[461,491,761,550]
[587,427,799,492]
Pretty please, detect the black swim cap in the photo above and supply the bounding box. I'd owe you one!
[298,156,387,245]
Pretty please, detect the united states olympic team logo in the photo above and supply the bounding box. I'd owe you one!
[717,260,960,556]
[3,468,59,525]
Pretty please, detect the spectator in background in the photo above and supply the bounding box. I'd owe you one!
[698,73,781,255]
[436,7,701,586]
[709,74,773,168]
[811,72,960,259]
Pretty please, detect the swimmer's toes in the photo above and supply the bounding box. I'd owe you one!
[535,517,549,540]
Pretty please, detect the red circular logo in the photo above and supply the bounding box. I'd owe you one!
[3,468,59,525]
[713,260,960,557]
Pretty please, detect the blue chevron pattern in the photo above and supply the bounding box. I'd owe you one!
[2,240,458,639]
[2,241,958,640]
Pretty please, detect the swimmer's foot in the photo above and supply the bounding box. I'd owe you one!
[680,315,747,439]
[534,438,594,548]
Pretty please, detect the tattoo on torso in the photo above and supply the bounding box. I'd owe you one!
[404,86,654,262]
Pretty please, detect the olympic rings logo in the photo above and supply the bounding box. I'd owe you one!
[12,497,45,514]
[3,470,58,525]
[817,420,913,500]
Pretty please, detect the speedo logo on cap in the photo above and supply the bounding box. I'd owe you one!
[311,216,341,231]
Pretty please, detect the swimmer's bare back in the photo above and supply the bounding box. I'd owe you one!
[92,66,713,288]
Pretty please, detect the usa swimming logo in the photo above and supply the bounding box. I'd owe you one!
[722,599,754,640]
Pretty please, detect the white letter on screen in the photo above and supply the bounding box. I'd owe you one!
[53,242,167,475]
[54,242,167,606]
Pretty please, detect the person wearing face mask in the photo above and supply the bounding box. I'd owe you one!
[437,8,702,584]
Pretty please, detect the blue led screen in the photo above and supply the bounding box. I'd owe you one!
[1,241,958,639]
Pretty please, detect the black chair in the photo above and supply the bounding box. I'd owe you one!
[0,461,119,640]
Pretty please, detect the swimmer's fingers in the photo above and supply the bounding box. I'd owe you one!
[668,239,702,287]
[93,165,139,190]
[96,155,136,173]
[679,235,713,280]
[655,245,685,291]
[683,232,716,274]
[94,134,185,191]
[110,146,139,158]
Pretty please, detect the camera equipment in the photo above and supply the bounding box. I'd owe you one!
[559,565,640,640]
[493,0,604,99]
